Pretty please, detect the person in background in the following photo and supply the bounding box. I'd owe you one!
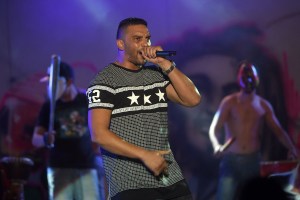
[32,62,103,200]
[209,60,299,200]
[87,17,201,200]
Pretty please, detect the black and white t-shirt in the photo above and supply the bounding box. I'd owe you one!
[87,63,184,198]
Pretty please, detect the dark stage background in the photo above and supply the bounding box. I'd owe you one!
[1,1,300,199]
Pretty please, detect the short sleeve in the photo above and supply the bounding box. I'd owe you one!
[36,101,50,129]
[86,70,116,110]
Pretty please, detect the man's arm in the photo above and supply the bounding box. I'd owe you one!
[88,108,169,176]
[209,97,231,155]
[165,64,201,107]
[263,100,299,158]
[140,46,201,107]
[32,126,55,148]
[32,126,46,148]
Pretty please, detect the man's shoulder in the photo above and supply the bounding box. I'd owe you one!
[218,93,239,111]
[222,93,238,103]
[256,94,267,102]
[76,91,88,98]
[256,95,273,110]
[88,63,116,87]
[94,63,116,77]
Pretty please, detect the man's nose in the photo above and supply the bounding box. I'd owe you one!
[142,39,150,47]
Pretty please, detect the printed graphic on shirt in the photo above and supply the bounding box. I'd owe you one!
[86,81,169,117]
[56,107,88,138]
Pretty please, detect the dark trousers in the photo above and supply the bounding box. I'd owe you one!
[112,180,192,200]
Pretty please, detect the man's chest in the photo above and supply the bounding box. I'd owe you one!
[114,84,168,108]
[231,101,265,122]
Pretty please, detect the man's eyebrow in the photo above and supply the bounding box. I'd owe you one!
[132,35,143,38]
[131,32,151,37]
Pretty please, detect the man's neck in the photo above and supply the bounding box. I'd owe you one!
[115,60,141,70]
[238,90,256,101]
[60,85,78,102]
[115,54,143,70]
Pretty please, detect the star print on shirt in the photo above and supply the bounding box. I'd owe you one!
[144,94,152,104]
[156,89,165,102]
[127,92,140,105]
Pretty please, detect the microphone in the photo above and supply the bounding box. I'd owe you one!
[156,51,176,57]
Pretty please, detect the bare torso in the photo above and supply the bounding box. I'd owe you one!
[225,92,266,154]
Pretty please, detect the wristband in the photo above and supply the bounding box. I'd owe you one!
[44,134,54,148]
[163,61,176,75]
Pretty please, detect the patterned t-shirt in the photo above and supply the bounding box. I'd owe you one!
[86,63,184,198]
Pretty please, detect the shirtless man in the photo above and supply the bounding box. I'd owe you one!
[209,61,299,200]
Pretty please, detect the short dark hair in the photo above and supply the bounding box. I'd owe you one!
[59,62,74,81]
[41,61,74,83]
[116,17,147,39]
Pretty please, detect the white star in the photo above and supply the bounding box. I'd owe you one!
[144,94,152,104]
[127,92,140,105]
[156,89,165,102]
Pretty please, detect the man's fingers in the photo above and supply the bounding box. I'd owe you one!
[155,162,169,178]
[154,162,167,176]
[157,150,171,156]
[163,167,169,177]
[151,150,171,177]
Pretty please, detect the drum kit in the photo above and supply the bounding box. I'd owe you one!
[260,160,300,198]
[0,156,34,200]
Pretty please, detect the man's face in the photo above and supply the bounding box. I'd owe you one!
[122,24,151,65]
[47,76,67,101]
[237,64,259,94]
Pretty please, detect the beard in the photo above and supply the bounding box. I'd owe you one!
[128,52,146,66]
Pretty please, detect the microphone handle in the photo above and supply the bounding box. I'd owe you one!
[156,51,176,57]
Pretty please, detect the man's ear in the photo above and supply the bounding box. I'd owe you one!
[117,39,124,51]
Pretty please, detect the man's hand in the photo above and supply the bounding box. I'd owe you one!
[140,46,172,71]
[44,130,56,147]
[141,150,171,176]
[213,137,236,157]
[213,145,224,157]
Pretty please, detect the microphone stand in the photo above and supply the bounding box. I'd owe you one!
[47,54,61,148]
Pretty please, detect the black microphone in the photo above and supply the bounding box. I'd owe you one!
[156,51,176,57]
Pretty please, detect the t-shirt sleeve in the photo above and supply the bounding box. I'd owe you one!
[86,70,115,110]
[36,101,50,129]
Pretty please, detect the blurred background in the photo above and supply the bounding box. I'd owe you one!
[0,0,300,199]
